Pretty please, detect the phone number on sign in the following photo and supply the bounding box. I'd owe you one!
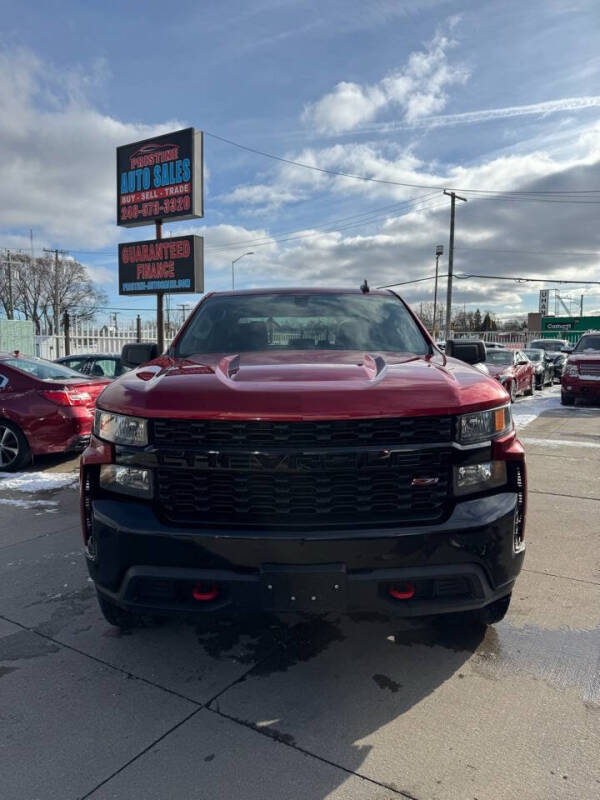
[121,196,191,221]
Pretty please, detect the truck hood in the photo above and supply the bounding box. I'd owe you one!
[97,350,508,420]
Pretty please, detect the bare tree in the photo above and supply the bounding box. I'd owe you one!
[0,253,107,332]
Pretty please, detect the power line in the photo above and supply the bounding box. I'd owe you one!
[204,130,600,200]
[456,247,600,257]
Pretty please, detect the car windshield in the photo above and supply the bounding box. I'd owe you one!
[573,335,600,353]
[529,340,566,351]
[175,292,430,356]
[3,356,85,381]
[485,350,514,365]
[523,349,543,362]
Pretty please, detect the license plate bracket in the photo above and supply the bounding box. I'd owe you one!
[260,564,347,613]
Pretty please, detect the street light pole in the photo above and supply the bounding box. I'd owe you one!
[432,244,444,338]
[443,190,467,339]
[231,251,254,290]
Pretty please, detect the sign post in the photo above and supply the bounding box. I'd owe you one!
[116,128,204,352]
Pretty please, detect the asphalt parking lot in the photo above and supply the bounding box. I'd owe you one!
[1,386,598,800]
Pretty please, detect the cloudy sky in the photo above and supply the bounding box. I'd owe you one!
[2,0,600,321]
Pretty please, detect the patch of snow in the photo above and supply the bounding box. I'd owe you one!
[0,498,58,508]
[0,471,78,492]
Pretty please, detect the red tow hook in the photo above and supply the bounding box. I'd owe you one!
[192,584,219,602]
[389,582,415,600]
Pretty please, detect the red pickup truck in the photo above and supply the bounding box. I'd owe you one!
[80,288,526,630]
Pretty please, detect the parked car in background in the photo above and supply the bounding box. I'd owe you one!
[522,348,554,390]
[527,339,570,382]
[55,353,130,379]
[561,332,600,405]
[0,353,109,470]
[485,349,534,401]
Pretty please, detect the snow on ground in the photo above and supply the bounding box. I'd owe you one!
[0,498,58,508]
[0,472,78,492]
[512,386,562,431]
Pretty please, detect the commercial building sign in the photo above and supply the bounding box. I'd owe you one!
[116,128,203,227]
[539,289,549,315]
[118,235,204,295]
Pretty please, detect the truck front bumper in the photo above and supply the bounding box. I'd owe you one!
[87,491,525,618]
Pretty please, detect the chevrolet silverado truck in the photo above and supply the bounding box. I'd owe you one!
[80,288,526,629]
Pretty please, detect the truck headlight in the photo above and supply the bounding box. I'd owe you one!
[456,404,512,444]
[94,410,148,446]
[564,364,578,377]
[99,465,153,498]
[454,461,507,496]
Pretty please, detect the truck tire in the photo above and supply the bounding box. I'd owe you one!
[509,381,517,403]
[437,593,512,631]
[96,593,165,629]
[0,420,31,471]
[561,391,575,406]
[97,593,140,628]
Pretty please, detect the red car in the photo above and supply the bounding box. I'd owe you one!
[81,287,526,631]
[561,332,600,405]
[0,353,109,470]
[484,348,534,402]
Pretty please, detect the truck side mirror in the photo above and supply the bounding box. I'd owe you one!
[445,339,486,365]
[121,343,159,368]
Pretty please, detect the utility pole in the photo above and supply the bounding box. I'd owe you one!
[43,248,68,354]
[432,244,444,337]
[6,250,14,320]
[443,190,467,339]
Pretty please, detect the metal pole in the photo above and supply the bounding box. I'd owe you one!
[432,245,443,337]
[6,251,13,320]
[443,190,466,339]
[155,220,164,353]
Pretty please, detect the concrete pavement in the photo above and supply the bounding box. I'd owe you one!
[1,388,598,800]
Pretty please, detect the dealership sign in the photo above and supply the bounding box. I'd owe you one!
[117,128,203,227]
[118,235,204,295]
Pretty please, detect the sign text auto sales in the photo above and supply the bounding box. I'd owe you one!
[118,235,204,295]
[116,128,203,227]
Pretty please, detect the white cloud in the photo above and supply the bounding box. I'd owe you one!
[0,48,183,248]
[302,31,468,134]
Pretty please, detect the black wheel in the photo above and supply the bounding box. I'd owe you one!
[96,592,165,629]
[509,381,517,403]
[525,378,534,396]
[0,420,31,471]
[561,391,575,406]
[438,593,512,631]
[535,377,542,391]
[97,593,140,629]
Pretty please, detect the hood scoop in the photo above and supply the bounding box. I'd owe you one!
[215,353,388,386]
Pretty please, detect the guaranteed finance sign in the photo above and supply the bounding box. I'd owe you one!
[116,128,203,227]
[118,235,204,295]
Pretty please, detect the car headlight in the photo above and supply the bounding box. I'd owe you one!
[99,465,153,498]
[94,409,148,446]
[454,461,507,496]
[456,404,512,444]
[564,364,579,377]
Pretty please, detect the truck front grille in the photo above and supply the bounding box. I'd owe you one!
[155,448,451,528]
[152,415,452,449]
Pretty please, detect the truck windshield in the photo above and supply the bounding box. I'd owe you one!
[573,335,600,352]
[175,292,430,356]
